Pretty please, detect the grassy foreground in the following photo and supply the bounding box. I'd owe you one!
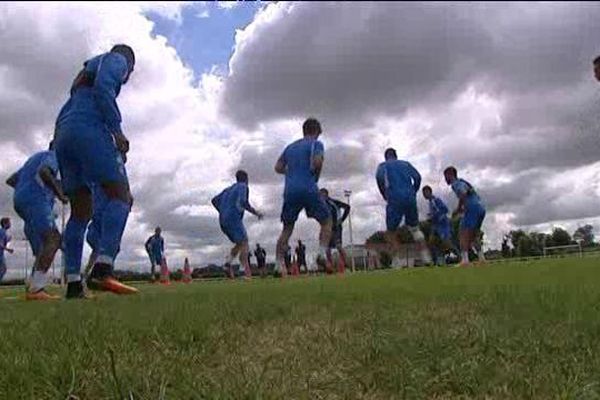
[1,258,600,399]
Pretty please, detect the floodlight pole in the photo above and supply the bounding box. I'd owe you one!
[344,190,356,273]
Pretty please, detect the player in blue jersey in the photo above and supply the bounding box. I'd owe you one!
[274,118,333,275]
[0,218,14,283]
[444,166,486,266]
[422,185,456,266]
[376,148,431,266]
[212,170,263,279]
[145,227,165,281]
[6,144,68,300]
[319,188,351,273]
[53,44,137,297]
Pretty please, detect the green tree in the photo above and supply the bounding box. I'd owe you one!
[573,224,595,247]
[550,227,572,247]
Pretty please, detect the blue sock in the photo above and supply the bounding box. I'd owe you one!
[64,217,88,277]
[98,199,130,265]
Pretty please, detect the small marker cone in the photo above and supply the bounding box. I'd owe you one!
[183,257,192,283]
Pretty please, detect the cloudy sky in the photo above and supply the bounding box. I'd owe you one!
[1,1,599,278]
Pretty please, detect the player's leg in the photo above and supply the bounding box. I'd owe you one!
[384,203,402,252]
[473,208,487,263]
[405,199,432,265]
[277,196,302,277]
[305,191,333,272]
[0,259,6,282]
[15,204,62,300]
[238,240,251,279]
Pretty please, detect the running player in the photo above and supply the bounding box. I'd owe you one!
[6,144,67,299]
[295,240,307,273]
[375,148,431,265]
[422,185,456,266]
[254,243,267,278]
[0,218,14,283]
[443,166,486,266]
[212,170,263,279]
[53,44,137,297]
[145,227,165,282]
[319,188,350,272]
[274,118,332,274]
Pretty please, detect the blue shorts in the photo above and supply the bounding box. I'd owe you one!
[150,252,164,266]
[281,190,331,225]
[434,221,452,241]
[14,199,56,257]
[461,204,486,231]
[220,218,247,244]
[54,121,128,195]
[386,198,419,231]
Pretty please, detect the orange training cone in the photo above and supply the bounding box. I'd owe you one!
[183,257,192,283]
[160,257,171,285]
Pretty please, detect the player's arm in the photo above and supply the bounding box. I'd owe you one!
[144,237,152,253]
[241,186,263,220]
[375,166,387,201]
[93,53,129,156]
[39,166,68,204]
[274,153,287,175]
[310,141,324,182]
[452,185,468,217]
[6,171,19,188]
[408,163,421,193]
[334,199,351,224]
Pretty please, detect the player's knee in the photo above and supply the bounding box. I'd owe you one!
[45,228,62,250]
[408,226,425,242]
[70,188,93,221]
[101,182,131,203]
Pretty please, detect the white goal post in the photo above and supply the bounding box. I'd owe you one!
[543,243,583,258]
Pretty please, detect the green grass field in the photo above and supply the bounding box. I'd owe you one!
[1,258,600,399]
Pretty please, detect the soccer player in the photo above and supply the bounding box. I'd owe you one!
[212,170,263,279]
[594,55,600,82]
[422,185,456,266]
[145,227,165,282]
[319,188,350,273]
[295,240,307,273]
[274,118,332,274]
[254,243,267,278]
[6,144,67,300]
[443,166,486,266]
[0,218,14,283]
[376,148,431,266]
[53,44,137,297]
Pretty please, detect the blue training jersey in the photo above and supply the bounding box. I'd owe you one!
[56,52,129,134]
[212,182,250,222]
[147,235,164,256]
[13,151,59,206]
[451,178,483,208]
[281,137,324,195]
[376,159,421,202]
[428,196,449,225]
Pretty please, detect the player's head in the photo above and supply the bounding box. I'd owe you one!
[298,240,303,245]
[302,118,322,138]
[236,170,248,183]
[319,188,329,199]
[422,185,433,199]
[443,166,458,185]
[1,217,11,229]
[384,148,397,161]
[256,243,260,248]
[111,44,135,83]
[155,226,161,235]
[594,56,600,82]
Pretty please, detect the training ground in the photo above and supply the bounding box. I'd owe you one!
[1,257,599,399]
